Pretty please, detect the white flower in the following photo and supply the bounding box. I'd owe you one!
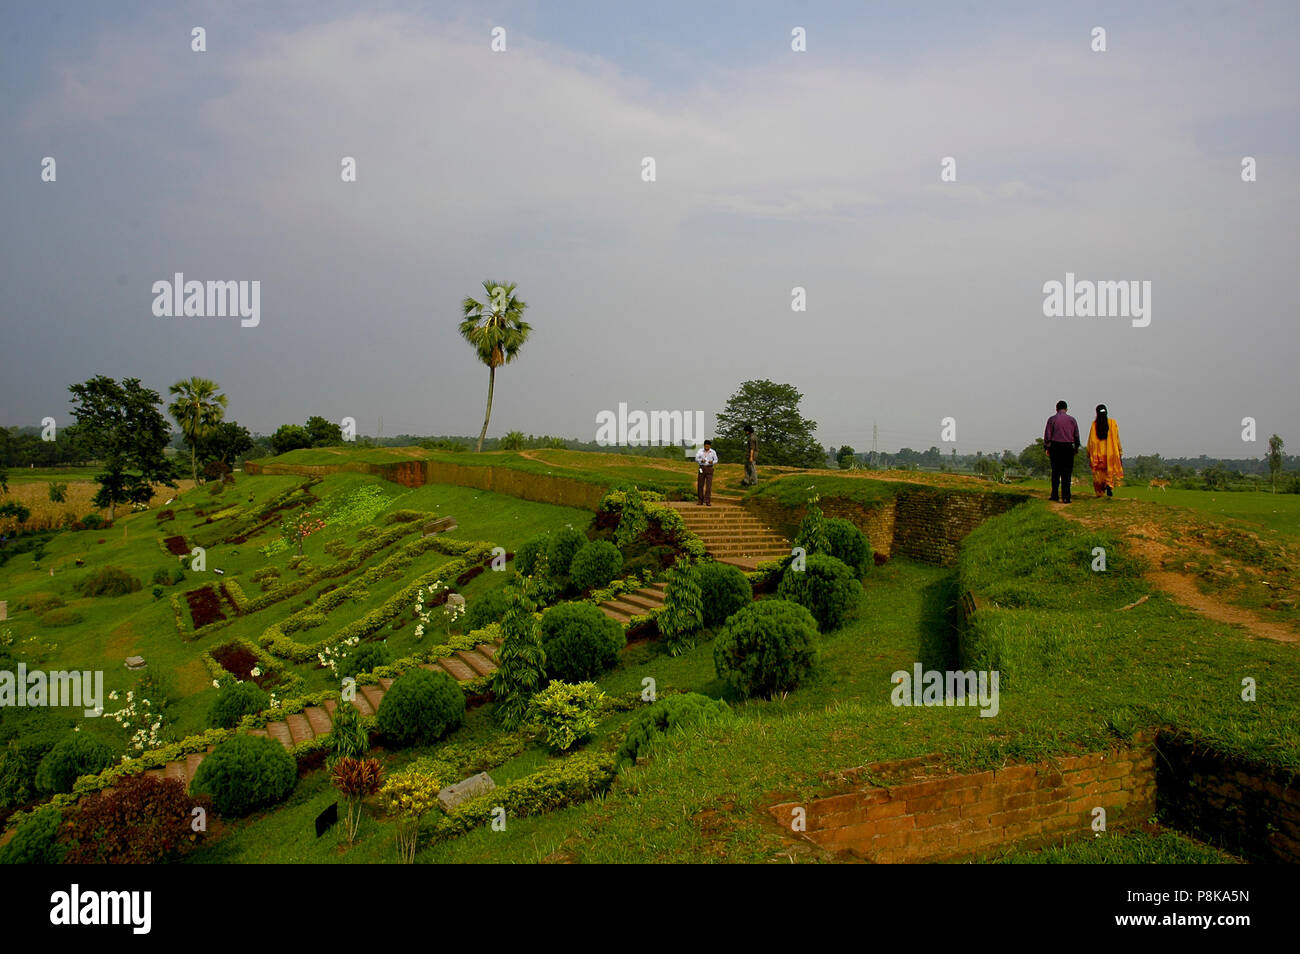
[212,680,220,688]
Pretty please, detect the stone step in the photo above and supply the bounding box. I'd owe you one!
[266,720,295,747]
[185,752,206,781]
[247,727,269,738]
[619,590,665,612]
[144,767,166,781]
[645,581,667,592]
[600,606,633,624]
[437,655,477,681]
[351,693,375,717]
[360,684,386,714]
[603,599,647,618]
[378,677,394,691]
[457,650,497,676]
[164,761,188,784]
[286,713,313,744]
[305,706,333,737]
[322,699,338,716]
[475,643,498,661]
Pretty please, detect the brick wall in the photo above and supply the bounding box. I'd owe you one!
[769,739,1156,862]
[744,486,1025,567]
[1157,735,1300,863]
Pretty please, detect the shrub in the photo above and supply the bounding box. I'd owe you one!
[62,775,211,864]
[493,579,547,729]
[378,768,442,863]
[658,557,703,655]
[207,682,271,729]
[539,601,625,682]
[339,642,392,680]
[545,526,587,579]
[618,692,730,763]
[35,735,115,794]
[615,486,649,548]
[38,608,84,627]
[697,561,753,627]
[73,565,141,598]
[793,491,831,555]
[529,681,605,752]
[332,757,384,844]
[151,585,164,601]
[0,805,65,865]
[713,599,818,698]
[825,518,872,576]
[82,513,104,530]
[18,592,64,614]
[191,734,297,816]
[151,568,171,586]
[0,729,66,809]
[514,534,548,577]
[376,669,466,747]
[328,700,370,764]
[465,586,512,631]
[171,567,186,585]
[569,540,623,591]
[776,553,860,632]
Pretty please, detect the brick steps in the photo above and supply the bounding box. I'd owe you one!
[662,500,790,569]
[144,639,502,790]
[599,584,667,625]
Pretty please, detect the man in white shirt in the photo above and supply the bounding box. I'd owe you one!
[695,440,718,506]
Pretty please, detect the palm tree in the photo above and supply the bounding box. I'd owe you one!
[459,281,531,452]
[168,377,227,484]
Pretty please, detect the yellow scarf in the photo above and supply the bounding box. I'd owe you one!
[1087,420,1124,483]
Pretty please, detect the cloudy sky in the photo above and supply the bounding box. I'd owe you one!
[3,0,1297,458]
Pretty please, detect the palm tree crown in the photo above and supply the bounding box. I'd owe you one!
[459,281,531,452]
[168,377,227,484]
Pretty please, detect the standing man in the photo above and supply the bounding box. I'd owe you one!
[742,425,758,486]
[1043,400,1081,503]
[695,439,718,506]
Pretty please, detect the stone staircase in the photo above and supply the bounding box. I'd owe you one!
[143,640,501,789]
[598,581,667,625]
[663,500,790,571]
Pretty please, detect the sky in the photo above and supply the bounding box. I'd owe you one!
[2,0,1298,459]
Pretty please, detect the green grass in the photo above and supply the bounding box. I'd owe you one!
[1,467,104,484]
[990,829,1242,864]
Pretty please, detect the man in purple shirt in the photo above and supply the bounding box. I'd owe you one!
[1044,400,1081,503]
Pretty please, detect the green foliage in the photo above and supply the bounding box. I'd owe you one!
[207,681,271,729]
[825,518,872,576]
[191,734,297,817]
[793,490,831,555]
[339,642,393,679]
[465,586,512,631]
[151,567,170,585]
[528,680,605,752]
[713,379,824,467]
[492,578,547,729]
[0,501,31,526]
[658,557,703,655]
[0,805,65,865]
[617,692,731,764]
[713,599,818,699]
[0,727,67,809]
[545,526,587,579]
[615,486,649,548]
[569,539,623,591]
[68,375,177,514]
[37,608,83,627]
[776,553,860,631]
[539,601,625,682]
[514,534,548,577]
[327,699,370,764]
[376,668,466,747]
[459,279,532,452]
[73,565,142,598]
[35,735,115,794]
[696,561,753,627]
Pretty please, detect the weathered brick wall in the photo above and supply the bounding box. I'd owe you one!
[744,486,1025,566]
[770,739,1156,862]
[1157,735,1300,863]
[891,489,1025,566]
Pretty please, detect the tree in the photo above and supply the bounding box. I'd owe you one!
[68,376,177,520]
[168,378,227,485]
[501,430,526,451]
[201,421,254,471]
[303,416,343,447]
[270,424,310,456]
[714,380,822,467]
[1016,440,1051,477]
[836,445,856,470]
[459,280,532,453]
[1267,435,1284,493]
[492,573,546,729]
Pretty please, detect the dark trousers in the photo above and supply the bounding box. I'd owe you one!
[1048,444,1076,501]
[697,465,714,504]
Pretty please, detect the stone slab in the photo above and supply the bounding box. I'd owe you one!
[437,772,496,811]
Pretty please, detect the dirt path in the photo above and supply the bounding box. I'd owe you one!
[1057,502,1300,645]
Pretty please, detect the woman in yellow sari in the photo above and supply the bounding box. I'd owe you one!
[1087,404,1123,497]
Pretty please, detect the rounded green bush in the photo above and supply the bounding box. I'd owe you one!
[339,642,392,680]
[514,534,549,577]
[776,553,860,631]
[38,608,84,628]
[617,692,730,763]
[465,586,512,631]
[151,568,170,585]
[569,540,624,591]
[545,527,588,579]
[539,601,626,682]
[35,735,115,794]
[713,599,818,698]
[207,681,271,729]
[74,565,141,598]
[696,561,753,627]
[0,805,65,865]
[825,518,872,576]
[191,734,297,817]
[376,668,466,747]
